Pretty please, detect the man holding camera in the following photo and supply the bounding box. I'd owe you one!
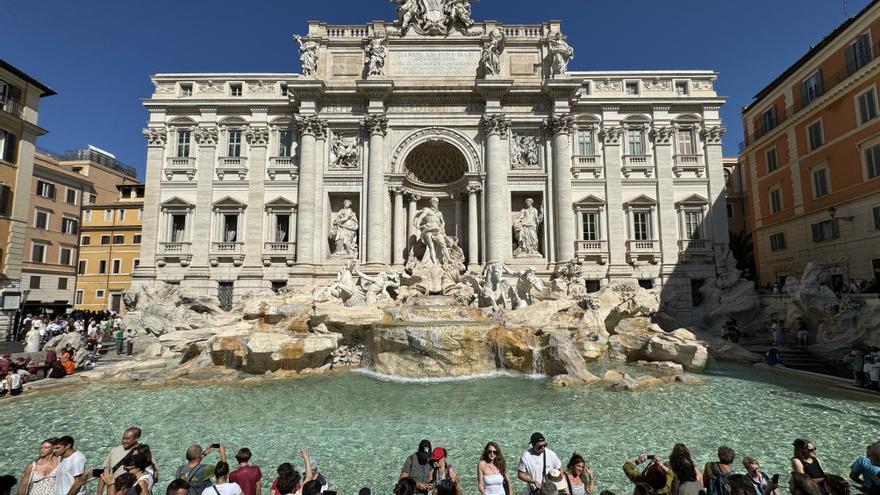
[174,444,227,495]
[518,433,562,495]
[97,427,141,495]
[623,454,674,495]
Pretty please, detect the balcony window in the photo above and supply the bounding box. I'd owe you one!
[677,128,696,155]
[221,214,239,242]
[800,71,823,106]
[846,33,873,75]
[228,130,242,157]
[807,121,824,151]
[176,130,192,157]
[275,214,290,242]
[78,260,86,274]
[112,259,121,274]
[65,188,77,205]
[118,209,125,221]
[632,211,651,241]
[766,148,778,173]
[626,129,645,155]
[812,166,830,198]
[34,210,49,229]
[857,87,878,125]
[864,142,880,179]
[769,187,783,214]
[760,107,776,134]
[104,209,112,221]
[581,212,600,241]
[0,80,7,103]
[61,217,78,235]
[36,180,54,199]
[170,214,187,242]
[770,232,786,251]
[98,260,107,274]
[683,211,703,239]
[811,219,839,242]
[576,129,594,156]
[279,130,294,157]
[180,84,193,97]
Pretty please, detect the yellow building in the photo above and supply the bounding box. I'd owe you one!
[75,183,144,313]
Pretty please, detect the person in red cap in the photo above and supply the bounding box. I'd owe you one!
[427,448,460,495]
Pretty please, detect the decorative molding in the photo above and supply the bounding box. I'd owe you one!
[245,127,270,146]
[197,81,225,94]
[362,114,389,136]
[594,80,621,92]
[546,115,575,135]
[193,127,219,146]
[154,84,176,95]
[482,114,511,137]
[599,125,624,145]
[693,80,715,91]
[650,126,674,145]
[295,115,328,138]
[701,125,726,144]
[643,79,671,91]
[466,182,483,194]
[510,132,541,169]
[143,128,167,147]
[247,80,276,94]
[391,127,482,174]
[330,132,361,169]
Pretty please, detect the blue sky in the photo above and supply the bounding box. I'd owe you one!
[1,0,870,178]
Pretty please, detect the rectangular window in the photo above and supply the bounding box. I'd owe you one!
[766,148,778,173]
[101,235,111,245]
[104,209,112,221]
[133,234,142,244]
[0,129,15,163]
[280,83,288,96]
[770,232,786,251]
[760,107,777,134]
[59,247,72,265]
[65,188,77,205]
[61,217,78,235]
[582,212,600,241]
[632,211,651,241]
[770,188,783,214]
[180,83,193,97]
[34,210,49,229]
[684,211,703,239]
[81,235,91,245]
[677,129,696,155]
[83,210,91,222]
[0,130,6,162]
[57,278,68,290]
[36,180,54,198]
[625,81,639,95]
[96,290,105,299]
[176,130,191,157]
[88,193,96,204]
[807,121,823,151]
[230,83,243,96]
[275,214,290,242]
[812,167,830,198]
[98,260,107,274]
[727,204,734,218]
[171,214,187,242]
[118,209,125,221]
[279,130,294,157]
[75,290,83,305]
[29,276,40,289]
[811,219,840,242]
[865,142,880,179]
[78,260,86,274]
[112,259,121,274]
[874,206,880,229]
[228,130,242,157]
[222,214,238,242]
[113,235,125,244]
[846,33,873,75]
[627,129,645,155]
[31,243,45,263]
[674,81,688,95]
[133,259,140,270]
[857,88,878,125]
[577,130,594,156]
[800,71,824,106]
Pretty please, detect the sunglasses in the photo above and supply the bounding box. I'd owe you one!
[806,448,817,453]
[487,450,498,454]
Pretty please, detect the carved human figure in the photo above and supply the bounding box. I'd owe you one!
[512,134,539,168]
[549,31,574,75]
[513,198,544,256]
[356,268,401,304]
[512,266,544,309]
[366,37,387,76]
[414,197,449,266]
[331,135,359,168]
[481,29,505,76]
[445,0,474,29]
[390,0,421,33]
[330,200,359,257]
[315,260,359,304]
[294,35,319,76]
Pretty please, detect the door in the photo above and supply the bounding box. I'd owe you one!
[110,293,122,314]
[218,282,234,311]
[873,259,880,280]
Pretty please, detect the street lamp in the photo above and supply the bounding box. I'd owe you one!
[828,206,855,221]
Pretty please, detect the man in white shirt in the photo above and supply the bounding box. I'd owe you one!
[518,433,561,495]
[54,436,86,495]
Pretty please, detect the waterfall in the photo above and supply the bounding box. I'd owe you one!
[529,345,545,376]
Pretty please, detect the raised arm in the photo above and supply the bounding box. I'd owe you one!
[17,463,33,495]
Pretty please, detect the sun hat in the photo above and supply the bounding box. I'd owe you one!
[547,469,567,492]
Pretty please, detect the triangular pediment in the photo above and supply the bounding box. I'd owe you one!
[625,194,657,206]
[213,196,247,208]
[160,196,195,208]
[574,194,606,206]
[265,197,297,209]
[676,194,709,206]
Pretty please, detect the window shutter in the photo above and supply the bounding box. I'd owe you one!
[816,70,824,97]
[4,133,15,163]
[0,185,9,216]
[846,44,858,74]
[811,223,820,242]
[799,81,808,107]
[6,84,21,102]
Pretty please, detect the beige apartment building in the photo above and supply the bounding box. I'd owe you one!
[0,59,55,339]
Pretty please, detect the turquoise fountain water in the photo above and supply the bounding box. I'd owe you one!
[0,364,877,495]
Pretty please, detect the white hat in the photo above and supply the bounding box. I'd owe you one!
[547,469,567,492]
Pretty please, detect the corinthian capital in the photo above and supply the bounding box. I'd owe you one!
[545,115,575,136]
[295,115,328,138]
[362,114,389,136]
[482,114,510,138]
[193,127,219,146]
[650,126,675,145]
[599,125,624,145]
[245,127,271,146]
[701,125,726,145]
[142,128,167,147]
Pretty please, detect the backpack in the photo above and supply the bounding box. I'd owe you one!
[706,463,731,495]
[175,465,211,495]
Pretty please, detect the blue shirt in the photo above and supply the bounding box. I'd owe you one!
[851,456,880,489]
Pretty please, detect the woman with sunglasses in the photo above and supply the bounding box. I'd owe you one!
[791,439,826,489]
[478,442,512,495]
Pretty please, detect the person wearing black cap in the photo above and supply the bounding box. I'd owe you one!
[401,440,434,494]
[518,433,561,495]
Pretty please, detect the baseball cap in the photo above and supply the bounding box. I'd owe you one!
[418,439,432,455]
[530,432,546,445]
[430,447,446,462]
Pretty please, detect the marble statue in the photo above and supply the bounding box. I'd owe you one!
[406,196,466,293]
[366,37,387,77]
[330,200,359,257]
[314,260,359,305]
[549,31,574,75]
[513,198,544,257]
[330,134,360,168]
[390,0,476,35]
[511,266,544,309]
[356,268,401,304]
[445,0,475,30]
[294,35,319,76]
[511,133,539,168]
[25,327,41,352]
[461,262,544,310]
[390,0,420,34]
[414,197,450,266]
[481,29,505,76]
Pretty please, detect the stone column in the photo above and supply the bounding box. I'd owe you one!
[548,115,575,262]
[600,124,630,276]
[295,115,326,265]
[190,126,219,272]
[703,126,729,246]
[467,183,482,268]
[408,194,420,240]
[482,114,511,263]
[652,125,678,270]
[392,186,406,267]
[132,127,167,281]
[243,127,270,269]
[363,115,389,266]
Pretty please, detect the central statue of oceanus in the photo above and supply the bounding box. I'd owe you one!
[405,196,466,294]
[389,0,478,35]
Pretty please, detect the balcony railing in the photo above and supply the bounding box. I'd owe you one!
[679,239,712,251]
[575,240,606,252]
[167,156,196,167]
[212,241,244,254]
[160,242,191,254]
[571,155,603,178]
[264,242,295,253]
[742,40,880,149]
[672,155,705,177]
[622,155,654,178]
[269,156,295,167]
[217,157,248,179]
[627,240,658,252]
[626,239,661,264]
[219,156,248,167]
[0,99,23,118]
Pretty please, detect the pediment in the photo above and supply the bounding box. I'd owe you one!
[160,196,195,208]
[213,196,247,208]
[574,194,606,206]
[265,197,297,209]
[625,194,657,206]
[676,194,709,206]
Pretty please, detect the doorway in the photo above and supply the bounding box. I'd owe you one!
[110,293,122,314]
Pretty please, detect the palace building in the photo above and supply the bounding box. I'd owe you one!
[135,2,728,317]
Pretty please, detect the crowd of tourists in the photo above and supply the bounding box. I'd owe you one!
[2,428,879,495]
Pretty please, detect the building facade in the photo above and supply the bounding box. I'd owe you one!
[723,157,748,236]
[0,60,55,338]
[136,4,729,317]
[76,184,144,314]
[740,0,880,288]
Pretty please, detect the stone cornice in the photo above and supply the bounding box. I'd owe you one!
[245,127,270,146]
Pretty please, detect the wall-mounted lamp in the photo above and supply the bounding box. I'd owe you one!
[828,206,855,222]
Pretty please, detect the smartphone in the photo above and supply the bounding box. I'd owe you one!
[771,474,780,485]
[91,469,104,478]
[210,443,220,449]
[646,455,656,460]
[324,491,338,495]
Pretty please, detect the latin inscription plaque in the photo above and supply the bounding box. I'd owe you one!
[391,49,481,77]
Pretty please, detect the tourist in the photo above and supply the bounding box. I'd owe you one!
[393,478,417,495]
[545,470,567,495]
[788,473,820,495]
[166,480,191,495]
[773,321,788,348]
[1,477,17,495]
[229,449,262,495]
[434,480,456,495]
[101,473,134,495]
[132,445,159,484]
[623,455,673,495]
[125,454,154,495]
[200,462,240,495]
[17,439,60,495]
[124,327,137,356]
[477,442,511,495]
[850,441,880,491]
[669,456,701,495]
[115,327,124,356]
[741,458,773,495]
[519,433,562,495]
[0,369,23,397]
[426,448,459,495]
[298,460,326,493]
[269,464,299,495]
[174,444,227,495]
[400,440,433,494]
[60,353,74,376]
[791,439,825,490]
[702,446,735,495]
[864,357,880,391]
[669,444,702,485]
[53,437,86,495]
[844,350,867,387]
[98,427,141,495]
[541,482,559,495]
[796,321,809,349]
[764,349,783,367]
[564,454,593,495]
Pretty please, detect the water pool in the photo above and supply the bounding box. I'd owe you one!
[0,364,877,495]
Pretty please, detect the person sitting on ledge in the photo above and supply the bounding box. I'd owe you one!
[788,473,820,495]
[849,441,880,492]
[765,349,783,367]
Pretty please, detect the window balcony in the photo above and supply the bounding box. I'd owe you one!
[672,155,705,177]
[622,155,654,178]
[217,157,248,180]
[574,240,608,264]
[0,99,23,119]
[268,156,298,180]
[157,242,192,267]
[678,239,713,263]
[164,156,197,180]
[210,241,245,266]
[262,241,297,267]
[571,155,603,178]
[626,240,661,265]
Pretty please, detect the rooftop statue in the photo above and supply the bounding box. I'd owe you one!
[390,0,478,36]
[549,31,574,75]
[294,35,319,76]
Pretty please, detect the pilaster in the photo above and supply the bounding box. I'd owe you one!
[294,115,327,265]
[363,114,389,266]
[132,127,167,282]
[243,126,270,272]
[651,123,679,274]
[702,125,729,246]
[600,115,630,277]
[483,114,511,263]
[190,124,219,271]
[547,114,575,262]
